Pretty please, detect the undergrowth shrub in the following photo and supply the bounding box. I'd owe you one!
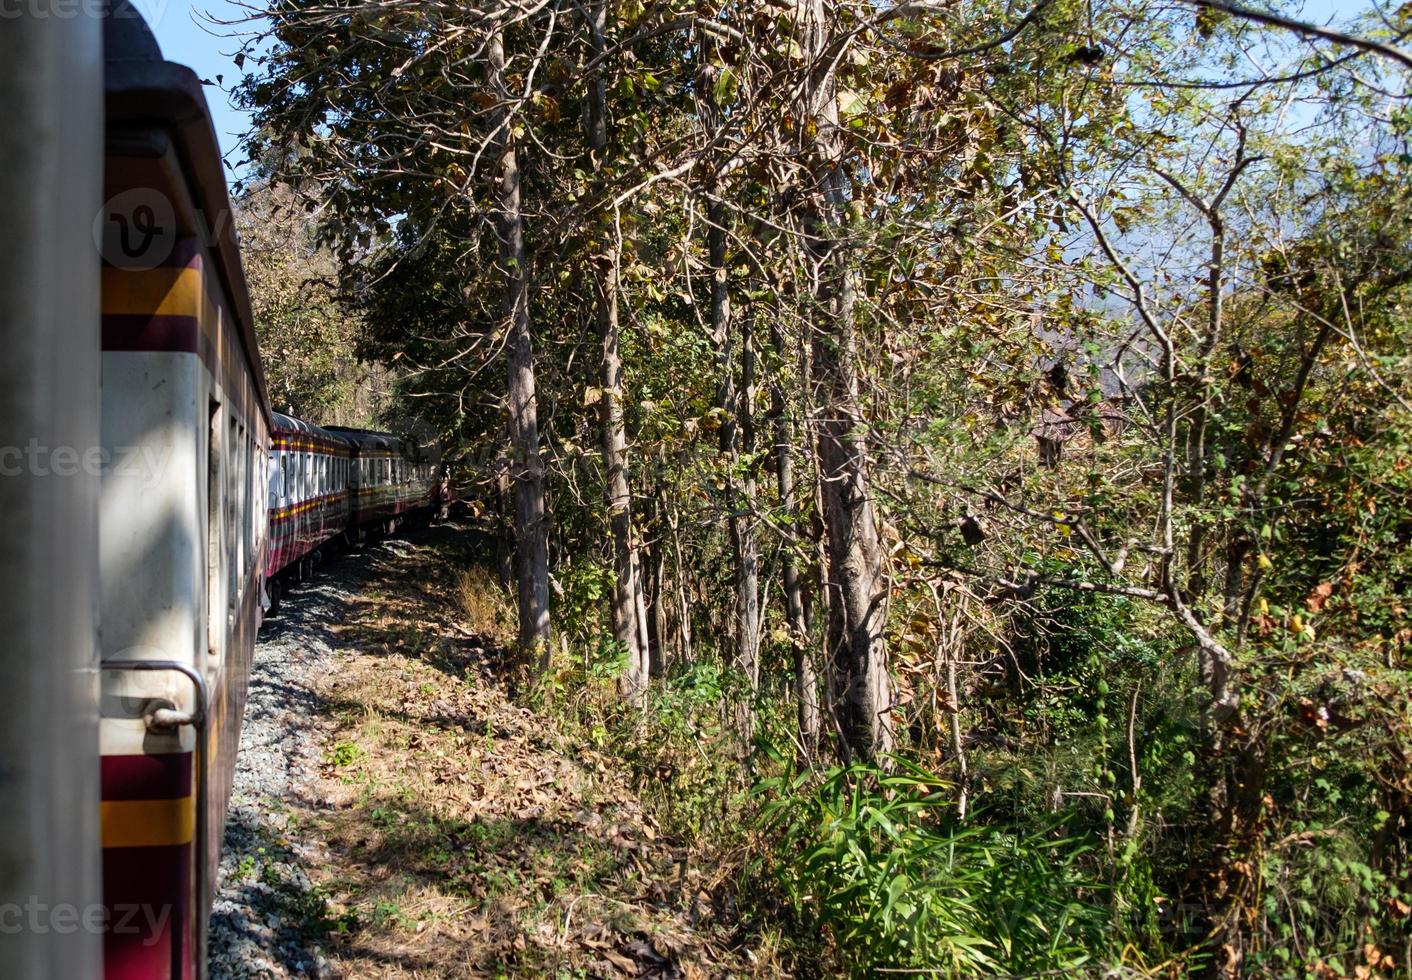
[756,757,1114,976]
[454,564,513,639]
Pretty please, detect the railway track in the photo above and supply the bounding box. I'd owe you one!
[207,524,751,978]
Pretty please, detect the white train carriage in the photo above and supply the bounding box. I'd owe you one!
[264,413,354,613]
[97,11,271,979]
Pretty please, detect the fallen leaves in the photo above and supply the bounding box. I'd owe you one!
[285,529,756,978]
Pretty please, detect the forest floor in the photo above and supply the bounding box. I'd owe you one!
[209,523,764,979]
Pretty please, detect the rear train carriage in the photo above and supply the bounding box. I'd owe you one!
[99,10,270,979]
[326,427,436,536]
[264,413,353,611]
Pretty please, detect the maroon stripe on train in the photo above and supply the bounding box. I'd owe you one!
[101,239,201,271]
[102,308,264,445]
[103,842,192,980]
[101,752,192,802]
[101,313,206,357]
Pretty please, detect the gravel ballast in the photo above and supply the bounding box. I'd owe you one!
[208,539,417,979]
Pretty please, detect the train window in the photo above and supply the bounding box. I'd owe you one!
[234,420,245,582]
[248,433,258,575]
[207,402,223,665]
[227,416,240,626]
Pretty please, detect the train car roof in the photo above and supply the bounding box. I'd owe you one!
[323,426,401,453]
[104,1,271,423]
[272,412,355,447]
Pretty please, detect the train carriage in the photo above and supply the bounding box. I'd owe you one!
[326,427,437,537]
[97,9,270,978]
[264,414,353,611]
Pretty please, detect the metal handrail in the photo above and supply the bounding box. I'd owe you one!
[100,658,209,980]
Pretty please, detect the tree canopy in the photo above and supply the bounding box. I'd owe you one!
[234,0,1412,972]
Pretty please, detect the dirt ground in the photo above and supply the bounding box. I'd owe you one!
[222,524,767,979]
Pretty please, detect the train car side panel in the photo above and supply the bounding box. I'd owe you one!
[100,22,272,978]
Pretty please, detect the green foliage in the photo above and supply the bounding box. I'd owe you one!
[757,759,1113,976]
[234,0,1412,970]
[236,183,387,424]
[327,740,365,769]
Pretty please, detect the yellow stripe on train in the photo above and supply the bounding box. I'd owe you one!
[101,267,203,318]
[101,796,195,848]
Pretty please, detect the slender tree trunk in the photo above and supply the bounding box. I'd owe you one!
[496,450,515,594]
[490,28,551,663]
[798,0,892,762]
[586,0,650,701]
[770,317,819,757]
[733,308,762,736]
[667,496,695,665]
[708,196,761,743]
[700,33,760,740]
[647,489,668,675]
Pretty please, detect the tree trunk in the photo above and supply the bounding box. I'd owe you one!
[798,0,892,762]
[586,0,650,701]
[490,28,551,663]
[700,30,760,742]
[732,306,762,739]
[667,496,695,665]
[771,317,819,758]
[496,450,514,594]
[707,194,761,744]
[647,486,668,675]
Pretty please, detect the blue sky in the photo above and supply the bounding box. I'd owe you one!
[139,0,256,183]
[139,0,1364,190]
